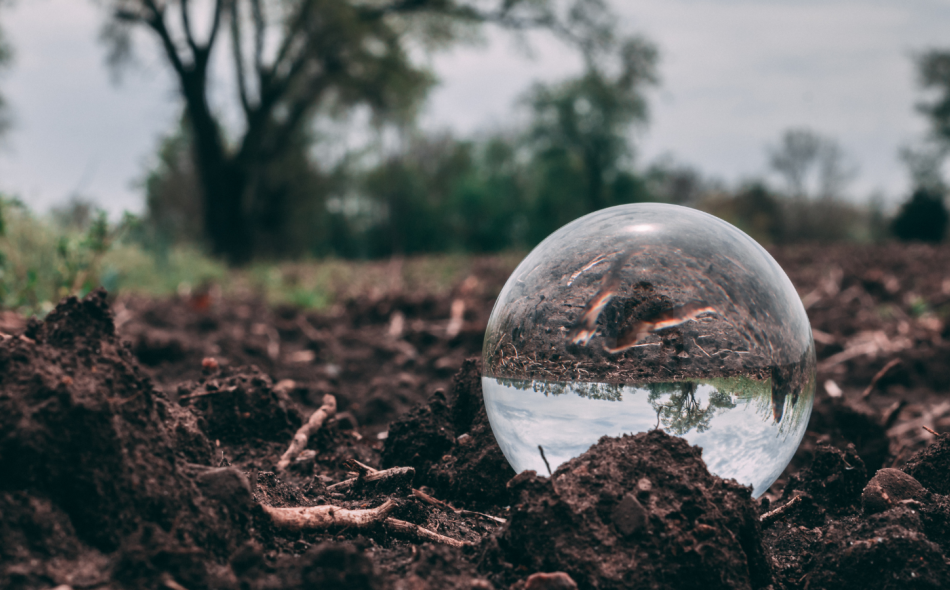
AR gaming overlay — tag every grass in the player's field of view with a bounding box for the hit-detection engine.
[0,198,520,316]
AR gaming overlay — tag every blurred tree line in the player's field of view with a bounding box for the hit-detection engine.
[3,1,948,264]
[122,3,946,261]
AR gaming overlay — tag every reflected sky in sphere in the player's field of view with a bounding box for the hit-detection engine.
[482,203,816,497]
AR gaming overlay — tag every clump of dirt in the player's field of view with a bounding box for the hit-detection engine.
[0,291,244,589]
[803,506,950,590]
[482,430,771,590]
[176,365,301,445]
[779,443,867,516]
[763,451,950,589]
[382,359,515,507]
[903,433,950,495]
[230,541,384,590]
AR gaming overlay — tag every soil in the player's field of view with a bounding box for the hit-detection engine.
[1,243,950,589]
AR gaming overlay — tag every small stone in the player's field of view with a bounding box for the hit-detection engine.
[637,477,652,492]
[862,468,926,514]
[611,493,648,537]
[524,571,578,590]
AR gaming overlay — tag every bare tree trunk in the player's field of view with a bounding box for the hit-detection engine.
[182,76,256,264]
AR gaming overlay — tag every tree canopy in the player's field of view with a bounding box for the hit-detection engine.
[100,0,634,263]
[0,1,12,138]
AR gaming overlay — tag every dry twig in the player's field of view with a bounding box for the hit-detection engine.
[411,489,506,524]
[861,359,901,399]
[882,400,907,430]
[277,394,337,471]
[327,466,415,493]
[384,517,469,548]
[337,460,507,525]
[179,386,237,401]
[760,495,802,528]
[888,402,950,438]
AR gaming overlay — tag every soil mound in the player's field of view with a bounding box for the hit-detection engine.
[804,506,950,590]
[483,430,771,590]
[0,291,243,589]
[903,433,950,495]
[177,365,301,444]
[779,443,867,517]
[764,448,950,589]
[382,359,515,506]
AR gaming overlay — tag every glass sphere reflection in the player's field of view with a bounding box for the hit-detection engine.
[482,203,815,496]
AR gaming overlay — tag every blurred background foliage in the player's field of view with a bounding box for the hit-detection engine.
[0,0,949,315]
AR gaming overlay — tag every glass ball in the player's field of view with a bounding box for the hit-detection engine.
[482,203,815,497]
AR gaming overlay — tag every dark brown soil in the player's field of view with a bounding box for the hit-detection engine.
[1,243,950,589]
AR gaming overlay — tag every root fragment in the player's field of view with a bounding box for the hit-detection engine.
[277,394,337,471]
[327,466,415,493]
[264,499,469,546]
[383,517,470,547]
[263,498,396,531]
[760,495,802,528]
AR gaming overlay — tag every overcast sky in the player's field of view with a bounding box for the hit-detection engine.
[0,0,948,217]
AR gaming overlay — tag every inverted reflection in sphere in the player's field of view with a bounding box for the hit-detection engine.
[482,203,815,496]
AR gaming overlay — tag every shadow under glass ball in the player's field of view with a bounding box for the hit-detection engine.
[481,203,815,497]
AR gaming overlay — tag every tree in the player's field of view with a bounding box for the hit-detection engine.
[101,0,625,263]
[917,50,950,144]
[0,0,12,137]
[525,36,657,218]
[768,128,856,201]
[891,187,948,243]
[647,381,735,435]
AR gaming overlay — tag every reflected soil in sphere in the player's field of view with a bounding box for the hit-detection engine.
[481,203,815,497]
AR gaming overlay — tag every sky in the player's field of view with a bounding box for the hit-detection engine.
[0,0,948,217]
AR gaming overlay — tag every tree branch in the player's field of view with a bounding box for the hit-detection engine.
[267,0,316,83]
[230,0,253,114]
[264,74,331,158]
[180,0,200,59]
[204,0,227,59]
[250,0,266,74]
[141,0,188,78]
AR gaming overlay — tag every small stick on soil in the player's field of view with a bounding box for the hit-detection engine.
[538,445,553,477]
[760,495,802,528]
[383,517,469,547]
[179,386,237,401]
[411,489,506,524]
[861,358,901,399]
[263,498,396,531]
[347,458,379,474]
[923,425,940,437]
[458,509,507,524]
[693,339,711,358]
[412,487,452,510]
[297,316,323,342]
[882,400,907,430]
[326,466,415,493]
[538,444,560,494]
[277,394,337,471]
[341,461,507,525]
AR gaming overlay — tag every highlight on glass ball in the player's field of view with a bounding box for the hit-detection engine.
[481,203,816,497]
